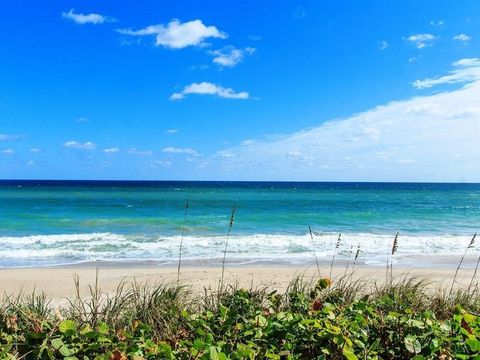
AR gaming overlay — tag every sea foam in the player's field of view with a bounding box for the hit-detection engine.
[0,232,477,268]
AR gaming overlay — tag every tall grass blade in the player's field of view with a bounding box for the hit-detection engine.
[329,234,341,280]
[221,203,237,288]
[309,226,321,277]
[450,233,476,296]
[177,202,189,284]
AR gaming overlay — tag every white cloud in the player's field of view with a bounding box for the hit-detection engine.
[29,148,40,153]
[209,46,255,67]
[430,20,445,27]
[152,160,172,167]
[0,134,22,141]
[1,149,14,155]
[26,160,35,166]
[75,117,90,123]
[127,148,152,156]
[166,129,178,134]
[64,141,96,150]
[62,9,116,25]
[406,33,436,49]
[117,19,226,49]
[170,82,249,100]
[453,34,472,42]
[162,147,199,155]
[248,35,262,41]
[412,58,480,89]
[379,40,389,50]
[103,147,120,153]
[210,59,480,182]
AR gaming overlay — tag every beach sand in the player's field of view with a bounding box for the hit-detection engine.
[0,264,475,302]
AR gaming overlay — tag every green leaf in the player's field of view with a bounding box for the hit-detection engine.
[80,325,93,335]
[209,346,219,360]
[343,349,358,360]
[59,320,77,334]
[254,315,268,327]
[97,322,109,335]
[466,338,480,352]
[404,335,421,354]
[59,345,77,357]
[51,338,64,350]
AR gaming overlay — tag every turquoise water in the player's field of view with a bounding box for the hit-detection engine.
[0,181,479,267]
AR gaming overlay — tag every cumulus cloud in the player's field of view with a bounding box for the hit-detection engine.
[406,33,436,49]
[103,147,120,153]
[170,82,249,100]
[117,19,226,49]
[63,141,96,150]
[412,58,480,89]
[209,46,255,67]
[62,9,116,25]
[209,58,480,182]
[453,34,472,43]
[162,147,199,156]
[1,149,14,155]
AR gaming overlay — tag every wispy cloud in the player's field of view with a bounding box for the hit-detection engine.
[29,148,41,153]
[453,34,472,43]
[0,134,23,141]
[248,35,262,41]
[412,58,480,89]
[63,141,96,150]
[379,40,389,50]
[292,6,307,19]
[408,56,421,63]
[151,160,172,167]
[127,148,152,156]
[1,149,14,155]
[209,46,255,67]
[405,33,436,49]
[162,147,199,155]
[75,117,90,123]
[170,82,249,100]
[430,20,445,27]
[210,59,480,181]
[103,147,120,153]
[62,9,116,25]
[166,129,178,134]
[117,19,226,49]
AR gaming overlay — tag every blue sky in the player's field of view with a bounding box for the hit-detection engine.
[1,0,480,181]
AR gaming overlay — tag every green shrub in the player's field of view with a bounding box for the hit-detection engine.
[0,277,480,359]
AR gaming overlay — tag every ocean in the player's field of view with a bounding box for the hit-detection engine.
[0,180,479,268]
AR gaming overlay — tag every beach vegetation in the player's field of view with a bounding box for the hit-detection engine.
[1,275,480,359]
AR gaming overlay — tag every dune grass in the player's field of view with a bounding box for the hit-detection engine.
[1,273,480,359]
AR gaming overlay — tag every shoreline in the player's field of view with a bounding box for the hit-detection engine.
[0,264,477,302]
[1,253,478,270]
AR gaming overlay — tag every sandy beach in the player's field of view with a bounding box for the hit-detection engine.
[0,264,476,301]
